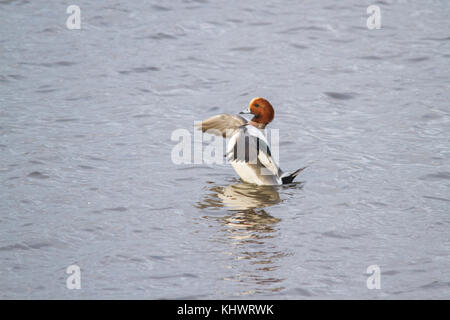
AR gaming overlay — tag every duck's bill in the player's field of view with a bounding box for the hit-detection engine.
[239,107,252,114]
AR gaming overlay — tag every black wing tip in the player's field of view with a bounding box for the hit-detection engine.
[282,166,307,184]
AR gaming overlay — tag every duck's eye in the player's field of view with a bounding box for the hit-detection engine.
[254,103,260,108]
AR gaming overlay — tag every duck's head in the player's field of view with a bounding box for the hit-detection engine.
[240,97,274,128]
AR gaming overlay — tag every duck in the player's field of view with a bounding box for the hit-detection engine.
[196,97,305,186]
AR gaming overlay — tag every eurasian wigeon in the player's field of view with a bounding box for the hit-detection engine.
[196,97,305,186]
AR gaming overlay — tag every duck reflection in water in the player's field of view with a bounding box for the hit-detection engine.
[196,180,303,296]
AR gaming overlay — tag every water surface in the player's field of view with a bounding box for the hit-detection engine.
[0,0,449,299]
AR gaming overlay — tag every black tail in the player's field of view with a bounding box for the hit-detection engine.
[281,167,307,184]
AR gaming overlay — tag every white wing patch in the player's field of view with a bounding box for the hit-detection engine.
[227,125,282,179]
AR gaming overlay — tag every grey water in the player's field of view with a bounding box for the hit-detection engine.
[0,0,449,299]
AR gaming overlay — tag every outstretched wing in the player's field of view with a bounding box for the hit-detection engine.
[227,125,282,178]
[195,114,247,138]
